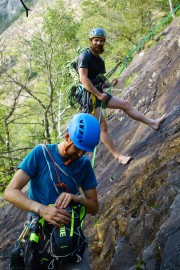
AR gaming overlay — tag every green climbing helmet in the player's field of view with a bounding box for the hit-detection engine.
[89,28,106,40]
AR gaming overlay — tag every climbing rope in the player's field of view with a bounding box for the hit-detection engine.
[91,4,180,168]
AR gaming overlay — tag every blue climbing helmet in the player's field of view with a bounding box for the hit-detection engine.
[67,113,100,152]
[89,28,106,40]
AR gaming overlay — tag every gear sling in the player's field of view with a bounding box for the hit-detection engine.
[10,144,86,270]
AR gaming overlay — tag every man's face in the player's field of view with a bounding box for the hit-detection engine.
[64,142,86,161]
[90,37,105,54]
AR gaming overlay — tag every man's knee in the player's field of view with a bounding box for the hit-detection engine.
[122,100,132,111]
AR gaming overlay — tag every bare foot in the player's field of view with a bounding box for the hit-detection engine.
[151,114,167,130]
[115,154,132,165]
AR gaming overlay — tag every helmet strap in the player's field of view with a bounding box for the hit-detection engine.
[63,140,73,165]
[64,140,73,154]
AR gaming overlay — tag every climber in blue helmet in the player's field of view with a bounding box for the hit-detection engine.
[5,113,100,270]
[68,113,100,152]
[76,27,166,164]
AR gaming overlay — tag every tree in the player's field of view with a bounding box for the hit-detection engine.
[168,0,175,19]
[0,0,80,191]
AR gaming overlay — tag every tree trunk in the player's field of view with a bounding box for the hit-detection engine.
[168,0,175,19]
[4,120,15,175]
[43,112,51,143]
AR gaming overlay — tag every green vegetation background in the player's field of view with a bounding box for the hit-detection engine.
[0,0,179,195]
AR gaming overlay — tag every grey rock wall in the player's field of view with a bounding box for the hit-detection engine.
[0,0,21,19]
[87,18,180,270]
[0,0,34,33]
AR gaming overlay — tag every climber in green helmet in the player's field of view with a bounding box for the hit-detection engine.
[5,113,100,270]
[76,27,166,164]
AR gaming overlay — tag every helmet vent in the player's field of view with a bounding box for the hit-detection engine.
[76,133,83,139]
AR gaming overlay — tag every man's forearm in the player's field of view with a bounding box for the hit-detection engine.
[81,77,100,97]
[5,189,44,215]
[78,194,98,216]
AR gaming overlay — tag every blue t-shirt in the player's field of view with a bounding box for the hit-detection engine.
[18,144,97,206]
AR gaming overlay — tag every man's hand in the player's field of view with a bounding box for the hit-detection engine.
[111,78,118,86]
[55,189,99,216]
[96,92,108,101]
[39,204,71,227]
[55,192,80,209]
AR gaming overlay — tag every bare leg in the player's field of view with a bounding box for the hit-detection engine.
[107,96,166,130]
[93,108,132,164]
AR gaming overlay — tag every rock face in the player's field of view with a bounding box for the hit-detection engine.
[0,0,21,19]
[0,18,180,270]
[87,18,180,270]
[0,0,34,33]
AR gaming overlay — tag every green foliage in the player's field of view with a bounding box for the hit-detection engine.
[0,0,179,191]
[78,0,180,73]
[144,40,157,50]
[0,0,80,190]
[24,68,38,81]
[136,258,146,270]
[125,73,138,87]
